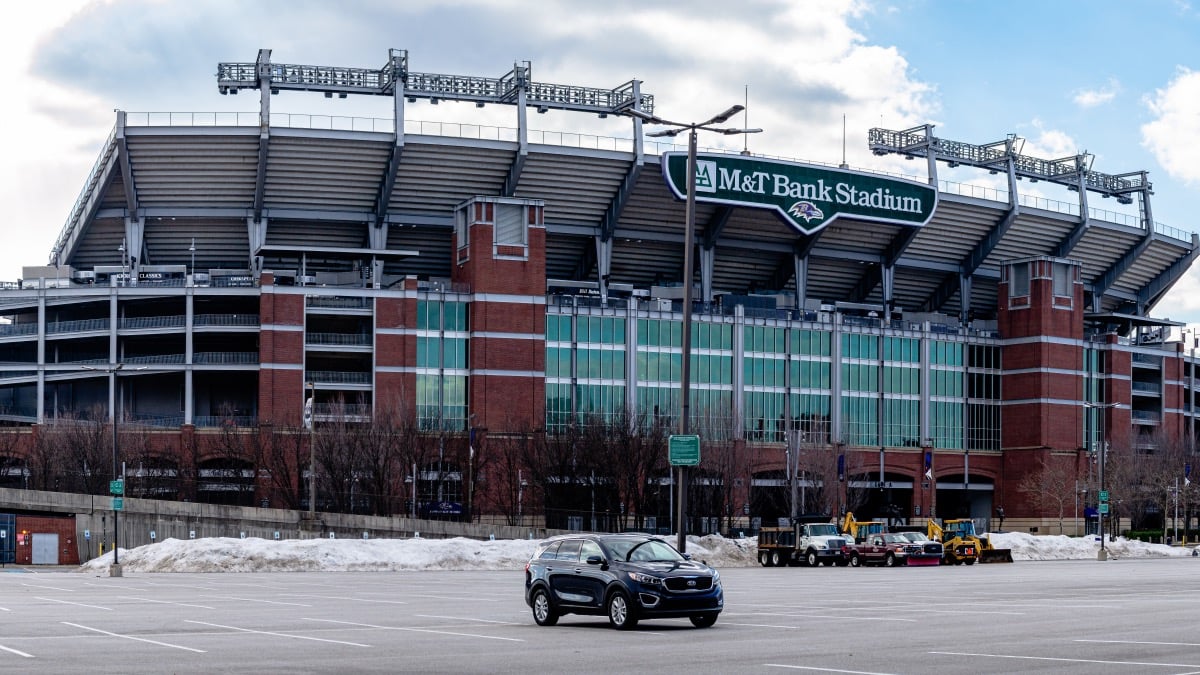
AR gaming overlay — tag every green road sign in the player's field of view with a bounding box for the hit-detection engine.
[669,435,701,466]
[109,480,124,495]
[112,497,124,511]
[1098,503,1109,515]
[1099,490,1109,502]
[661,152,937,236]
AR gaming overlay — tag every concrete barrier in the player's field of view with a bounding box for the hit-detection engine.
[0,487,560,563]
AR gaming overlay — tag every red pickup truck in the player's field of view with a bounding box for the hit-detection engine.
[846,532,943,567]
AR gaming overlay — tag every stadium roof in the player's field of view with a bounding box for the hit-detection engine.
[42,50,1199,322]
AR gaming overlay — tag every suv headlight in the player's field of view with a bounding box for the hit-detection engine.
[628,572,663,585]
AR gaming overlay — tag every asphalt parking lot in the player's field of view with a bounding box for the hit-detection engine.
[2,558,1199,674]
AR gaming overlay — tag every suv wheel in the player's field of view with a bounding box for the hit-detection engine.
[531,588,558,626]
[607,590,639,630]
[690,613,718,628]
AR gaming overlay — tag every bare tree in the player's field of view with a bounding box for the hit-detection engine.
[1016,454,1078,533]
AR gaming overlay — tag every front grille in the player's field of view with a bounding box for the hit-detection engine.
[664,576,713,592]
[924,544,943,554]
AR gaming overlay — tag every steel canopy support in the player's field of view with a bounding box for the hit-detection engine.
[502,63,530,197]
[252,49,271,224]
[115,112,138,216]
[1092,184,1157,311]
[373,51,407,235]
[926,148,1020,319]
[699,246,715,303]
[598,82,646,243]
[595,237,612,305]
[1138,236,1200,312]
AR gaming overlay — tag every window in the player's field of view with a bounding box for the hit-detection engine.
[1052,262,1072,297]
[1010,262,1030,297]
[556,539,583,561]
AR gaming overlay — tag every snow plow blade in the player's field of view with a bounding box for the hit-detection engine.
[979,548,1014,563]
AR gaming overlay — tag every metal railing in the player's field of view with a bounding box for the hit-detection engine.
[121,315,185,330]
[306,296,373,309]
[0,370,36,380]
[305,370,371,385]
[0,324,38,337]
[193,415,258,428]
[46,318,110,334]
[194,313,260,327]
[1131,410,1162,423]
[307,333,372,346]
[1131,352,1163,366]
[1131,381,1161,394]
[123,354,186,365]
[129,414,185,428]
[314,403,372,417]
[193,351,259,365]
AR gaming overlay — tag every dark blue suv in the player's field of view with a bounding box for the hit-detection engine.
[524,533,723,630]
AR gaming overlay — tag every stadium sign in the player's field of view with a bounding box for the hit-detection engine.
[661,152,938,235]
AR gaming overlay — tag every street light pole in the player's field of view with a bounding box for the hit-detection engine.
[83,363,127,576]
[1084,400,1121,560]
[624,103,761,553]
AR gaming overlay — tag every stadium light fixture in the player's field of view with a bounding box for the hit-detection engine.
[621,103,761,553]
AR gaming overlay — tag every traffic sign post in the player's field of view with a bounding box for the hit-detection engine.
[112,497,124,511]
[109,480,124,495]
[1099,490,1109,502]
[669,435,701,466]
[1098,503,1109,515]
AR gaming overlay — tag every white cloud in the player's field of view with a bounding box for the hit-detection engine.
[1142,67,1200,186]
[0,0,938,281]
[1072,77,1120,108]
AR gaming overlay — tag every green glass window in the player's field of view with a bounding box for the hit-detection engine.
[841,396,878,447]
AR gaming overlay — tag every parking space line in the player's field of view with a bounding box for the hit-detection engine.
[743,613,918,623]
[930,650,1200,669]
[414,614,521,625]
[304,618,524,642]
[0,606,9,612]
[36,597,111,611]
[62,622,206,654]
[407,594,499,602]
[0,644,34,658]
[764,664,895,674]
[119,596,215,610]
[215,596,312,607]
[21,583,73,592]
[279,594,408,605]
[1077,639,1200,647]
[185,620,370,647]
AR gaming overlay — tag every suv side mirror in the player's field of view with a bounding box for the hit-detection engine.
[681,552,693,561]
[585,555,604,566]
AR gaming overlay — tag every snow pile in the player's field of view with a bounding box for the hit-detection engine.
[79,533,760,574]
[988,531,1194,561]
[77,531,1195,573]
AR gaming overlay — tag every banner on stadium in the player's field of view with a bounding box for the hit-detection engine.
[661,152,938,236]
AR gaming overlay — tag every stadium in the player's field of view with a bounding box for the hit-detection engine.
[0,49,1196,542]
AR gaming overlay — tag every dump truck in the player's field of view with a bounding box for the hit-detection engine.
[928,518,1014,564]
[757,518,855,567]
[841,511,887,544]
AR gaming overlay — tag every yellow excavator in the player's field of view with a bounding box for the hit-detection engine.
[928,518,1013,564]
[842,512,887,544]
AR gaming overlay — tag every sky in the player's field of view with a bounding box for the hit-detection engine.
[2,1,1199,319]
[76,531,1191,573]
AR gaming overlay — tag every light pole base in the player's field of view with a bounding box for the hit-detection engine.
[109,563,123,577]
[1097,548,1109,561]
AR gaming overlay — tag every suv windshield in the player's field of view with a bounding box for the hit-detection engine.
[602,537,685,563]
